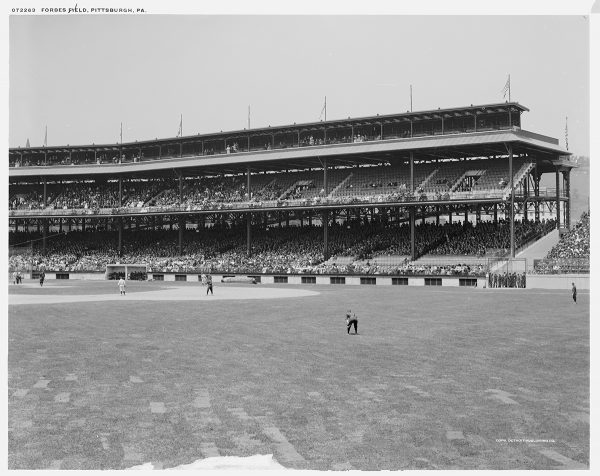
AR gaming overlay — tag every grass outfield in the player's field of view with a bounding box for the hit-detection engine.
[8,280,589,470]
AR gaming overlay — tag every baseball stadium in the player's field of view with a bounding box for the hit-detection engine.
[8,101,590,470]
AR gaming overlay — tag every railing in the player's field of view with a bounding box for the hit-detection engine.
[8,191,510,217]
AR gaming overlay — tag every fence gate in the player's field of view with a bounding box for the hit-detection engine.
[487,258,527,274]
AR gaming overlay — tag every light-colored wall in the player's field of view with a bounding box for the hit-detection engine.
[408,277,424,286]
[525,274,589,290]
[442,278,459,287]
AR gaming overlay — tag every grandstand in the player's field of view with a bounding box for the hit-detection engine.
[7,101,589,471]
[9,102,576,282]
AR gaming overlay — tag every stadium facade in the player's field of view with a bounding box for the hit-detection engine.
[9,102,574,281]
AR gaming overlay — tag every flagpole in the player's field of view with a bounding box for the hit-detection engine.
[565,116,569,151]
[508,74,511,102]
[120,122,123,144]
[324,96,327,122]
[44,125,48,165]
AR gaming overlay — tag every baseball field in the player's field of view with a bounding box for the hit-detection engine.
[7,279,589,470]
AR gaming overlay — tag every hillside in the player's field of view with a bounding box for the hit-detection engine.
[540,155,589,226]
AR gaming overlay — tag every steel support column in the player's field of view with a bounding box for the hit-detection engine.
[534,160,540,221]
[178,174,183,204]
[410,207,416,261]
[323,158,328,195]
[409,151,415,259]
[323,158,329,259]
[323,210,329,260]
[555,166,561,230]
[410,152,414,192]
[508,143,515,258]
[247,167,251,255]
[178,216,184,255]
[523,172,529,221]
[565,169,571,229]
[42,220,47,255]
[118,218,123,257]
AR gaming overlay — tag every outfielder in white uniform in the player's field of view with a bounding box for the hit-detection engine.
[118,278,126,295]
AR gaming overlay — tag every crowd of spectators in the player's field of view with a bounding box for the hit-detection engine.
[532,212,590,274]
[546,212,589,259]
[52,183,120,210]
[312,260,487,277]
[9,219,538,277]
[428,219,556,256]
[9,163,517,217]
[9,190,46,210]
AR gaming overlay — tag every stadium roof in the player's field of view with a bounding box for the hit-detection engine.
[10,102,528,153]
[9,127,571,179]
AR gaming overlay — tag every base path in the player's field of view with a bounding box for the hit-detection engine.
[8,285,319,306]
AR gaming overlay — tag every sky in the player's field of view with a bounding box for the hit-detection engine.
[8,13,590,156]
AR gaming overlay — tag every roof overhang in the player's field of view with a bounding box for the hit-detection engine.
[9,128,569,180]
[9,102,529,152]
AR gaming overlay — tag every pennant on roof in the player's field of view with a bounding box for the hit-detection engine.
[501,74,511,101]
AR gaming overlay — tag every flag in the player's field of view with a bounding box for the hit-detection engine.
[44,126,47,147]
[26,138,30,148]
[319,96,327,121]
[177,114,182,137]
[501,75,511,100]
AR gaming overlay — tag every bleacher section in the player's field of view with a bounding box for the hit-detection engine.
[8,218,557,275]
[8,158,539,213]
